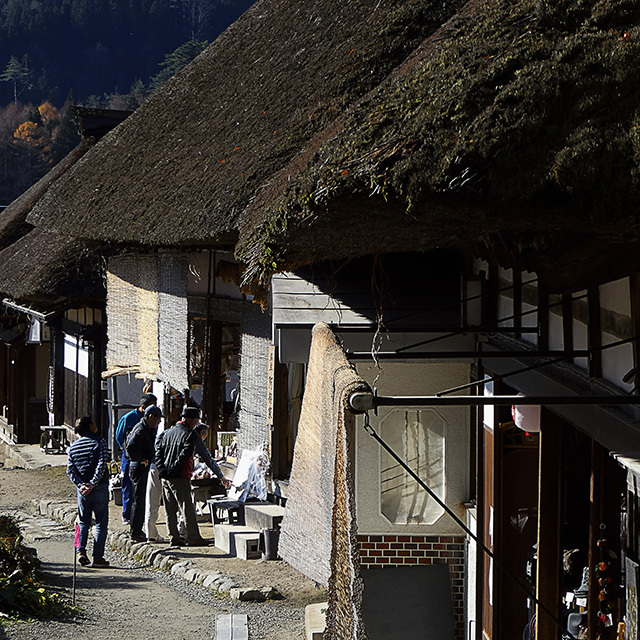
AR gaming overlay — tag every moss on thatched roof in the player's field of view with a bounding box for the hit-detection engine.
[26,0,466,246]
[237,0,640,283]
[0,229,104,301]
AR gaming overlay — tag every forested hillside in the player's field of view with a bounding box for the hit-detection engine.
[0,0,254,105]
[0,0,254,205]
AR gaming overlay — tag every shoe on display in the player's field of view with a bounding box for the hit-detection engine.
[92,558,110,568]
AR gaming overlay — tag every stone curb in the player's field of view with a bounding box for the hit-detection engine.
[28,498,240,597]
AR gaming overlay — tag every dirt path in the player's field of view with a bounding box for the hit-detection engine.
[0,464,324,639]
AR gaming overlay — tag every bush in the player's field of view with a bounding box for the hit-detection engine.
[0,515,69,619]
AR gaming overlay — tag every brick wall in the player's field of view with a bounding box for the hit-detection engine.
[358,534,465,640]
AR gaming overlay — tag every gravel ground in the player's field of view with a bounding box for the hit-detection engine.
[0,531,307,640]
[0,461,326,639]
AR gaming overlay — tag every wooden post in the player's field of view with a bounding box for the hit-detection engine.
[587,288,602,379]
[587,441,606,640]
[562,294,574,354]
[629,275,640,393]
[475,375,485,640]
[535,410,562,640]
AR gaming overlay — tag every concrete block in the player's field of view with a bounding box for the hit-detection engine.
[213,524,260,556]
[305,603,327,640]
[244,503,286,531]
[235,533,261,560]
[216,614,248,640]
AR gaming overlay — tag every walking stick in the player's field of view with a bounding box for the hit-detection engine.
[73,517,80,605]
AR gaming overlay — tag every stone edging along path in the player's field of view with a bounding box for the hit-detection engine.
[26,498,264,599]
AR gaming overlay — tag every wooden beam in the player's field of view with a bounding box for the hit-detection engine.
[533,238,640,294]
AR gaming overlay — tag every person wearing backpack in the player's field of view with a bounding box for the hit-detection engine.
[115,393,157,525]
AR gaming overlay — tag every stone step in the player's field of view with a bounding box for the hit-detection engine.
[216,614,248,640]
[235,532,261,560]
[305,603,327,640]
[244,502,286,531]
[214,524,260,556]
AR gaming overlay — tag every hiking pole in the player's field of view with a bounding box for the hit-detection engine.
[73,514,80,605]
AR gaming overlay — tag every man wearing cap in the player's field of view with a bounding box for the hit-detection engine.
[115,393,157,525]
[126,405,163,542]
[155,406,227,546]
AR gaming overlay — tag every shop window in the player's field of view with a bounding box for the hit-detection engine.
[379,408,446,525]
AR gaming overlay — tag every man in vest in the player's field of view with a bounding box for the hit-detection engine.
[156,406,228,546]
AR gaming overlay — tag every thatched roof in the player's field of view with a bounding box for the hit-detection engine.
[0,229,104,301]
[26,0,467,246]
[236,0,640,284]
[0,141,104,303]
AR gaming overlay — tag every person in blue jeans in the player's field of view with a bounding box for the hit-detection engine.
[67,416,110,567]
[115,393,157,525]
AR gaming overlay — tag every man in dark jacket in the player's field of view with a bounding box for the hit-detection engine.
[126,405,163,542]
[155,406,211,546]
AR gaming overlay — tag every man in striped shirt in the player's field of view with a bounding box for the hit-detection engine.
[67,416,110,568]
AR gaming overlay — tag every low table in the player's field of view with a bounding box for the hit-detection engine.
[207,498,245,525]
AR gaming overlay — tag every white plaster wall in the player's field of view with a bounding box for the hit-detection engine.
[599,278,631,316]
[187,251,243,299]
[355,361,471,535]
[602,332,635,392]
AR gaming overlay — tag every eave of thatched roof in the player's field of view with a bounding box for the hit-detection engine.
[237,0,640,284]
[0,229,105,302]
[26,0,467,246]
[0,140,92,251]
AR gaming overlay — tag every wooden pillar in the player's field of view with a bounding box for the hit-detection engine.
[538,288,550,351]
[587,441,606,640]
[535,410,563,640]
[629,275,640,393]
[475,379,485,640]
[587,288,602,379]
[513,269,522,339]
[562,294,574,354]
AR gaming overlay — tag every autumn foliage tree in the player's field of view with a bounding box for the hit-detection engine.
[0,100,78,205]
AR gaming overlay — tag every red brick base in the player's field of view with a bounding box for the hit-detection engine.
[358,534,465,639]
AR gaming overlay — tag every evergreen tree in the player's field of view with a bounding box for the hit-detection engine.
[149,39,209,93]
[1,55,32,104]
